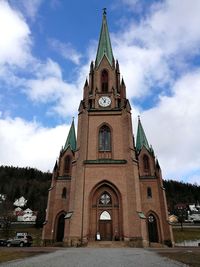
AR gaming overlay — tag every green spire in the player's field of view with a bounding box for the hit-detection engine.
[64,119,76,152]
[136,117,150,152]
[95,9,114,67]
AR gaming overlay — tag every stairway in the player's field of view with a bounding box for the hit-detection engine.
[87,241,128,248]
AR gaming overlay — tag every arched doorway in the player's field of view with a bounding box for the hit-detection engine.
[56,213,65,242]
[148,214,159,243]
[99,210,112,241]
[89,181,122,241]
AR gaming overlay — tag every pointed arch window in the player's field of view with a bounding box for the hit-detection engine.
[99,125,111,151]
[147,187,152,198]
[62,187,67,199]
[143,155,150,171]
[101,70,108,92]
[64,155,71,174]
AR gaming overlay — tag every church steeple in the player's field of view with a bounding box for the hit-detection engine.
[63,119,76,152]
[136,117,150,152]
[95,8,114,67]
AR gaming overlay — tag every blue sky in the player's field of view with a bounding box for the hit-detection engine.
[0,0,200,185]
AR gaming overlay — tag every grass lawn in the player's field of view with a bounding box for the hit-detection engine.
[0,250,44,263]
[158,227,200,267]
[159,250,200,267]
[173,227,200,243]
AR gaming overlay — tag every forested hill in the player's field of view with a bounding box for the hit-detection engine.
[0,165,200,216]
[0,165,52,226]
[163,179,200,211]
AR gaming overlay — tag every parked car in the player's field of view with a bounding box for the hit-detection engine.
[7,234,33,247]
[0,239,7,246]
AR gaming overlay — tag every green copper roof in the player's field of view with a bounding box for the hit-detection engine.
[95,9,114,66]
[136,117,150,152]
[64,119,76,152]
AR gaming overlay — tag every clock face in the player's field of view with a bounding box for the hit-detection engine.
[98,96,111,107]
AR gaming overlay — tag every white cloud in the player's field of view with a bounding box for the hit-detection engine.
[0,1,32,67]
[114,44,170,98]
[0,117,70,172]
[10,0,43,21]
[139,70,200,184]
[148,0,200,54]
[0,1,85,119]
[49,39,82,64]
[109,0,200,184]
[113,0,200,99]
[24,58,84,117]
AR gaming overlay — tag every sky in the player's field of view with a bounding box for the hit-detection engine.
[0,0,200,185]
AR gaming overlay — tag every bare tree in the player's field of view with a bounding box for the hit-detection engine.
[0,196,15,239]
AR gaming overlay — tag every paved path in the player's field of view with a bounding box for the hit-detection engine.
[1,248,188,267]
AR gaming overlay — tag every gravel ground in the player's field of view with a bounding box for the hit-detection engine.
[0,248,188,267]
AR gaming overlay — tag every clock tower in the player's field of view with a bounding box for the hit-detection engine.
[42,10,173,247]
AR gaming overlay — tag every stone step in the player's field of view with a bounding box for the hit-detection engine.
[149,242,165,248]
[87,241,128,248]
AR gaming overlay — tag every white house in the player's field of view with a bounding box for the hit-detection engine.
[188,204,200,222]
[17,208,37,222]
[13,196,27,207]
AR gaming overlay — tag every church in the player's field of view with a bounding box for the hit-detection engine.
[42,10,173,247]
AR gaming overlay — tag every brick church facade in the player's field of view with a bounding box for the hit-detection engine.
[42,11,173,247]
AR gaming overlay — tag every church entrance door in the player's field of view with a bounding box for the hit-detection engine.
[56,213,65,242]
[148,214,159,243]
[99,210,112,240]
[89,182,122,241]
[99,220,112,240]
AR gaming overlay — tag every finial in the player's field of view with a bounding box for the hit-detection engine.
[90,61,94,71]
[103,8,106,15]
[138,115,140,121]
[84,78,88,87]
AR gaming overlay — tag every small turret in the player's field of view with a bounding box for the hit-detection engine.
[63,119,77,152]
[120,78,126,99]
[115,60,120,92]
[90,61,94,72]
[156,159,160,170]
[136,117,150,153]
[53,160,58,171]
[89,61,94,94]
[83,78,89,100]
[116,60,120,73]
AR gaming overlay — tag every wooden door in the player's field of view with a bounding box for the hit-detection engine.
[56,214,65,242]
[99,220,112,240]
[148,214,158,243]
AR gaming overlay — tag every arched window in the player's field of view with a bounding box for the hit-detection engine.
[101,70,108,92]
[99,125,111,151]
[64,155,71,174]
[62,187,67,199]
[100,211,111,220]
[143,155,150,171]
[147,187,152,198]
